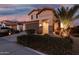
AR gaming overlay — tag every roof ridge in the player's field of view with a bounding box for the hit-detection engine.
[28,7,54,15]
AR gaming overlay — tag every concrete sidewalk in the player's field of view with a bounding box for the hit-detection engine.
[0,32,45,55]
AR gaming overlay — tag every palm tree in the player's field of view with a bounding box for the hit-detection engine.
[58,5,79,28]
[53,5,79,37]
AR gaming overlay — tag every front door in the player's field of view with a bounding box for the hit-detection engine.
[43,21,48,34]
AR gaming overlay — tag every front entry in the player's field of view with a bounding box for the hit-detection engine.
[42,20,48,34]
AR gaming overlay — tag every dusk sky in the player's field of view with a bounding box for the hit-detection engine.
[0,4,74,16]
[0,4,60,16]
[0,4,78,26]
[0,4,61,21]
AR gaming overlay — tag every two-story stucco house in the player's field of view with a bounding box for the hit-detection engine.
[26,8,60,35]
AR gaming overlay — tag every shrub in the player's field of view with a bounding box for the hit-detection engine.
[17,35,29,46]
[17,34,73,55]
[43,34,50,37]
[0,29,9,37]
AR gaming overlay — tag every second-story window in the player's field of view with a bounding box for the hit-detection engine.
[36,15,38,19]
[31,15,33,19]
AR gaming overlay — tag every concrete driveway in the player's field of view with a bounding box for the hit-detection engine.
[0,32,45,55]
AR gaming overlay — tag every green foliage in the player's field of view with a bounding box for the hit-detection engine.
[54,5,79,27]
[0,30,9,37]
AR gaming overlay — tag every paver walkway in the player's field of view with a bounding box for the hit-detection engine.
[0,32,45,55]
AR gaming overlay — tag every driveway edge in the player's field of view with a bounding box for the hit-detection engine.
[25,47,46,55]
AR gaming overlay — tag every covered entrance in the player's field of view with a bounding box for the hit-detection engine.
[42,20,49,34]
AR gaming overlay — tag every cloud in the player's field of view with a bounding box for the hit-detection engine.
[0,4,35,15]
[0,4,76,16]
[0,4,78,22]
[0,4,61,16]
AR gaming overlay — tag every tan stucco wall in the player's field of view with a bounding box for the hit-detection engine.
[38,10,57,26]
[29,11,39,21]
[38,10,53,20]
[28,9,60,34]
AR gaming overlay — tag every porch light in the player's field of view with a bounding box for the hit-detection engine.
[39,23,42,27]
[61,22,64,28]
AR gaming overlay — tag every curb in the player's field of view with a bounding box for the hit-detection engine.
[25,47,46,55]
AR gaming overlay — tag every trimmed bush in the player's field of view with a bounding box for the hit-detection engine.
[17,35,73,55]
[0,29,9,37]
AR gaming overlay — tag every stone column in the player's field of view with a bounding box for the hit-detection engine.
[48,19,53,34]
[17,24,20,31]
[38,20,43,34]
[23,24,26,31]
[53,20,60,35]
